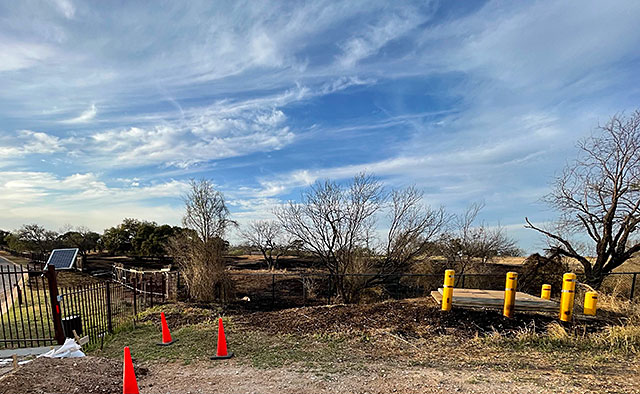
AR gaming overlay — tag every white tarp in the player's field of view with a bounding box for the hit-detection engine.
[39,338,85,358]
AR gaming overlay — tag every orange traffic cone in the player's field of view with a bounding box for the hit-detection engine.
[211,317,233,360]
[123,346,139,394]
[157,312,176,346]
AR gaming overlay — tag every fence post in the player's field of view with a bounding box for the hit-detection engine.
[105,282,113,333]
[149,277,154,307]
[631,274,637,302]
[271,274,275,306]
[46,265,65,345]
[16,285,22,306]
[162,273,167,302]
[132,278,138,317]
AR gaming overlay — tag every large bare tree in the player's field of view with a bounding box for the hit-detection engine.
[240,220,291,270]
[526,111,640,287]
[275,173,447,302]
[182,179,233,243]
[168,179,235,302]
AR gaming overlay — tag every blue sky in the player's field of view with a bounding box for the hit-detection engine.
[1,0,639,252]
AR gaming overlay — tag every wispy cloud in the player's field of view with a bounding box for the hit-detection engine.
[0,130,64,159]
[0,171,187,231]
[0,1,638,252]
[61,104,97,124]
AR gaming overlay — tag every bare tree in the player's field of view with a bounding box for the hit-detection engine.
[169,179,235,302]
[526,111,640,287]
[182,179,234,242]
[240,220,291,270]
[440,203,520,283]
[275,173,447,302]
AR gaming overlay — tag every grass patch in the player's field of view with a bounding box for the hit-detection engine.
[477,321,640,356]
[91,310,363,373]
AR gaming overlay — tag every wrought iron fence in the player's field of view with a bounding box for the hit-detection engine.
[1,265,163,350]
[0,265,56,348]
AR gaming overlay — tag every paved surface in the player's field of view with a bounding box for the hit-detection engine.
[0,255,16,271]
[0,345,58,359]
[0,256,20,309]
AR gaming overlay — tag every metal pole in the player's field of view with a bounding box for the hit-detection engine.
[46,266,65,345]
[442,269,454,311]
[503,272,518,318]
[105,282,113,333]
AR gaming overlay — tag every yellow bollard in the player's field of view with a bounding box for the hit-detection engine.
[441,269,455,311]
[559,273,576,322]
[541,284,552,300]
[503,272,518,318]
[584,291,598,316]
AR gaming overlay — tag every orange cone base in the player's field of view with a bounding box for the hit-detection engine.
[156,338,178,346]
[211,352,234,360]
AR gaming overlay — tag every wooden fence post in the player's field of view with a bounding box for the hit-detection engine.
[132,278,137,316]
[46,265,65,345]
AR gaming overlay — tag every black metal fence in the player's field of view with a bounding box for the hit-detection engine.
[0,265,56,349]
[1,265,163,350]
[227,270,640,310]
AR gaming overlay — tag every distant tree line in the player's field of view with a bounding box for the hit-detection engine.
[0,220,187,265]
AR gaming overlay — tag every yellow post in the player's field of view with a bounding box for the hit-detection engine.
[541,284,552,300]
[503,272,518,318]
[584,291,598,316]
[559,273,576,322]
[441,269,455,311]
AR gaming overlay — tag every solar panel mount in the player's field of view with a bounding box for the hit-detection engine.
[45,248,79,270]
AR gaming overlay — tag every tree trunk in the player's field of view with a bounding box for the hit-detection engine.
[582,271,606,289]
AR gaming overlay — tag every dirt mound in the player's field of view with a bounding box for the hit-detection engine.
[0,356,147,394]
[239,298,565,338]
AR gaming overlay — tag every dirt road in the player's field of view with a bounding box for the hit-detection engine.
[0,256,24,313]
[136,361,638,394]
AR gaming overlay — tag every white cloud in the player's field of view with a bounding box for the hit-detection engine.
[51,0,76,19]
[0,171,187,231]
[0,39,55,72]
[336,6,429,68]
[0,130,64,159]
[61,104,97,124]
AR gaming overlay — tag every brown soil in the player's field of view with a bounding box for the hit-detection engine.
[0,357,147,394]
[137,361,639,394]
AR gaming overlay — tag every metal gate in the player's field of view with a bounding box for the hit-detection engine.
[0,265,58,349]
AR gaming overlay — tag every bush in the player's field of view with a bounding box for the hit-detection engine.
[168,235,234,303]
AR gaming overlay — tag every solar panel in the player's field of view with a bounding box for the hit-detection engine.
[45,248,79,270]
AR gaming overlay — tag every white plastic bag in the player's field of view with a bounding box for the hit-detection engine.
[39,338,85,358]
